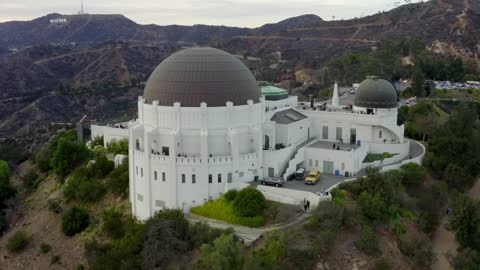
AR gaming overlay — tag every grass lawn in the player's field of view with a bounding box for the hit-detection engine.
[191,196,299,228]
[363,152,397,163]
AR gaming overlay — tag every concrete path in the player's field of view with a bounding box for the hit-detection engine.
[186,212,311,245]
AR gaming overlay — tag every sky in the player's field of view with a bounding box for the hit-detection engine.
[0,0,425,27]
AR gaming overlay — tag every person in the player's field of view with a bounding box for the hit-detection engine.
[307,200,310,210]
[303,201,307,213]
[333,144,336,149]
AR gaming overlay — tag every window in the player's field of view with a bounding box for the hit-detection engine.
[154,171,158,180]
[162,146,169,156]
[181,174,186,183]
[341,163,345,170]
[336,127,342,141]
[379,130,383,138]
[162,172,166,182]
[155,200,165,208]
[208,174,212,183]
[239,172,244,177]
[322,126,328,140]
[350,128,357,144]
[309,159,313,167]
[136,166,138,175]
[315,160,319,167]
[137,194,143,202]
[218,174,222,183]
[227,173,232,183]
[140,168,143,177]
[192,174,196,184]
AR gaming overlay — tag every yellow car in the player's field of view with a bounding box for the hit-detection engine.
[305,170,320,185]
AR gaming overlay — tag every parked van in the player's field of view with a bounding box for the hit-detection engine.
[295,168,306,180]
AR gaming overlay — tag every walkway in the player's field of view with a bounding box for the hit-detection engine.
[186,212,311,245]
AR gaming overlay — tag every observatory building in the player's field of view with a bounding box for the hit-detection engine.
[92,47,410,221]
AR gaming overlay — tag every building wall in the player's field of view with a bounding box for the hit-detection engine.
[304,144,368,176]
[91,125,129,147]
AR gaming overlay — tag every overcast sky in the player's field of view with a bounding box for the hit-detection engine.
[0,0,425,27]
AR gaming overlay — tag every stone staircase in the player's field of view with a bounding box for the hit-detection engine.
[278,137,317,180]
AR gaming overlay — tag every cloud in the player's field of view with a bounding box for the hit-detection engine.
[0,0,425,27]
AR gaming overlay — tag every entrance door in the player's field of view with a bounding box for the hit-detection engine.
[350,128,357,144]
[264,135,270,150]
[323,161,334,174]
[268,167,275,177]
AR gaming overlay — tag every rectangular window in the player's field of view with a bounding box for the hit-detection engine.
[162,146,169,156]
[181,174,186,183]
[136,166,138,175]
[309,159,313,167]
[155,200,165,208]
[239,172,244,177]
[379,130,383,138]
[322,126,328,140]
[208,174,212,183]
[227,173,232,183]
[315,160,319,167]
[140,168,143,177]
[341,162,345,170]
[336,127,342,141]
[154,171,158,180]
[137,194,143,202]
[192,174,196,184]
[162,172,166,182]
[218,174,222,183]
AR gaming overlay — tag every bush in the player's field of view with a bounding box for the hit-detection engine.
[224,189,238,202]
[40,242,52,253]
[106,139,128,155]
[63,168,105,203]
[449,248,480,270]
[400,163,426,187]
[232,187,266,217]
[90,136,104,149]
[105,163,129,197]
[398,237,434,270]
[51,255,61,264]
[102,208,125,239]
[62,207,90,236]
[90,155,114,178]
[354,227,380,255]
[50,137,90,178]
[194,233,244,270]
[358,192,389,222]
[6,230,29,253]
[48,199,62,214]
[22,169,39,189]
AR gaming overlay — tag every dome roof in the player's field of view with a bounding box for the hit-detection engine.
[353,76,398,108]
[143,47,260,107]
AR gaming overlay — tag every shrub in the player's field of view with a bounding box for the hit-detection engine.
[106,139,128,155]
[232,187,266,217]
[224,189,238,202]
[63,168,105,203]
[398,237,434,270]
[358,192,388,222]
[194,233,244,270]
[50,137,90,178]
[47,199,62,214]
[371,257,391,270]
[62,207,90,236]
[90,155,114,178]
[40,242,52,253]
[354,227,379,255]
[400,163,426,187]
[449,248,480,270]
[105,163,129,197]
[51,255,61,264]
[22,169,39,189]
[102,208,125,239]
[6,230,29,253]
[90,136,104,149]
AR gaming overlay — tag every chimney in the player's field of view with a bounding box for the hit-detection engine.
[332,81,339,107]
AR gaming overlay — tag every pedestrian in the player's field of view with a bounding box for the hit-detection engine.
[307,200,310,210]
[303,201,307,213]
[333,143,336,149]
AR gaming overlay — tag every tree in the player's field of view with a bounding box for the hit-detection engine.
[232,187,266,217]
[50,138,90,178]
[449,248,480,270]
[62,207,90,236]
[195,233,244,270]
[106,163,129,197]
[412,68,426,97]
[90,154,114,178]
[0,160,15,209]
[358,192,389,222]
[400,163,426,187]
[102,208,125,239]
[447,195,480,250]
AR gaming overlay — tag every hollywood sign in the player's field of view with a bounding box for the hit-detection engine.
[50,18,67,24]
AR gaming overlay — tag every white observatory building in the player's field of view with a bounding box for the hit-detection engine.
[91,47,412,221]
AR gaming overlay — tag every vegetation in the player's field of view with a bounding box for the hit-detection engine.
[22,169,40,190]
[0,160,15,233]
[105,162,129,197]
[62,207,90,236]
[90,136,104,149]
[232,187,266,217]
[6,230,29,253]
[362,152,396,163]
[40,242,52,253]
[102,208,126,239]
[106,139,128,155]
[63,168,105,203]
[194,233,244,270]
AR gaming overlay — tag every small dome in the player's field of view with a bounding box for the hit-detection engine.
[143,47,260,107]
[354,76,398,108]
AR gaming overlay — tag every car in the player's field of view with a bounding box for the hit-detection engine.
[305,170,321,185]
[295,168,306,180]
[349,89,356,94]
[261,177,285,187]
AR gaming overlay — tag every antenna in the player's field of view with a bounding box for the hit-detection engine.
[78,0,85,15]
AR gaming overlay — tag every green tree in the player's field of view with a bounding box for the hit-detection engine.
[412,68,426,97]
[0,160,15,209]
[449,248,480,270]
[106,163,129,197]
[447,195,480,250]
[400,163,426,187]
[50,138,90,178]
[358,192,389,222]
[195,233,244,270]
[232,187,266,217]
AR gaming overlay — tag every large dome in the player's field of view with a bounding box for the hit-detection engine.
[354,76,398,108]
[143,47,260,107]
